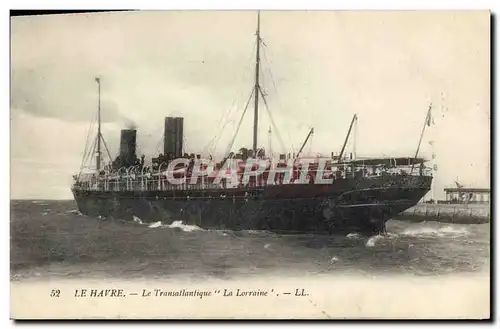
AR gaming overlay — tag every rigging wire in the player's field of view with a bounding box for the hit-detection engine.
[261,43,280,99]
[80,112,96,166]
[100,134,113,164]
[146,40,258,160]
[258,86,287,153]
[87,135,97,170]
[203,39,258,155]
[223,89,255,158]
[154,130,164,156]
[183,136,189,155]
[209,42,258,156]
[260,44,290,153]
[78,109,97,177]
[258,50,286,152]
[80,134,97,176]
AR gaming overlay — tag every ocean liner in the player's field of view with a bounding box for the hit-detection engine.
[71,12,433,235]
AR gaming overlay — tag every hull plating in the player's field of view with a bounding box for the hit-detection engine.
[72,175,432,235]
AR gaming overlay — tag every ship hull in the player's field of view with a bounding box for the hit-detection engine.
[72,175,432,235]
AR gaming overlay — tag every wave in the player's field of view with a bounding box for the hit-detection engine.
[329,256,340,263]
[365,235,384,247]
[132,216,143,225]
[148,221,162,228]
[346,233,360,239]
[401,225,469,237]
[66,209,82,216]
[165,221,204,232]
[145,220,204,232]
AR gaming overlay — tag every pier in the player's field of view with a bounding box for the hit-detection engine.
[394,203,490,224]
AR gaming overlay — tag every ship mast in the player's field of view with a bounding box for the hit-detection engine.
[252,11,261,156]
[95,77,102,171]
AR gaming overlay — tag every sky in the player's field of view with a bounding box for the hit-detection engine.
[10,10,490,199]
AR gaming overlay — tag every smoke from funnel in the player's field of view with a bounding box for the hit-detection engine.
[124,117,137,130]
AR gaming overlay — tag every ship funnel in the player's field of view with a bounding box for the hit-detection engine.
[164,117,184,159]
[119,129,138,166]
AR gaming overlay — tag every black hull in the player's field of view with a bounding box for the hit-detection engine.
[72,175,432,235]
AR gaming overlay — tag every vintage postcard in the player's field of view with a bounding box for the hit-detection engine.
[10,10,491,319]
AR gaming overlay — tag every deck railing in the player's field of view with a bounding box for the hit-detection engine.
[72,164,433,193]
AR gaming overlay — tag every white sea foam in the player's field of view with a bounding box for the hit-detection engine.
[148,221,162,228]
[438,226,469,235]
[346,233,360,239]
[329,256,339,263]
[365,235,384,247]
[132,216,143,224]
[164,220,203,232]
[401,225,469,237]
[66,209,81,215]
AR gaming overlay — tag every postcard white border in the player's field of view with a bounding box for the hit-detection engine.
[3,0,497,327]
